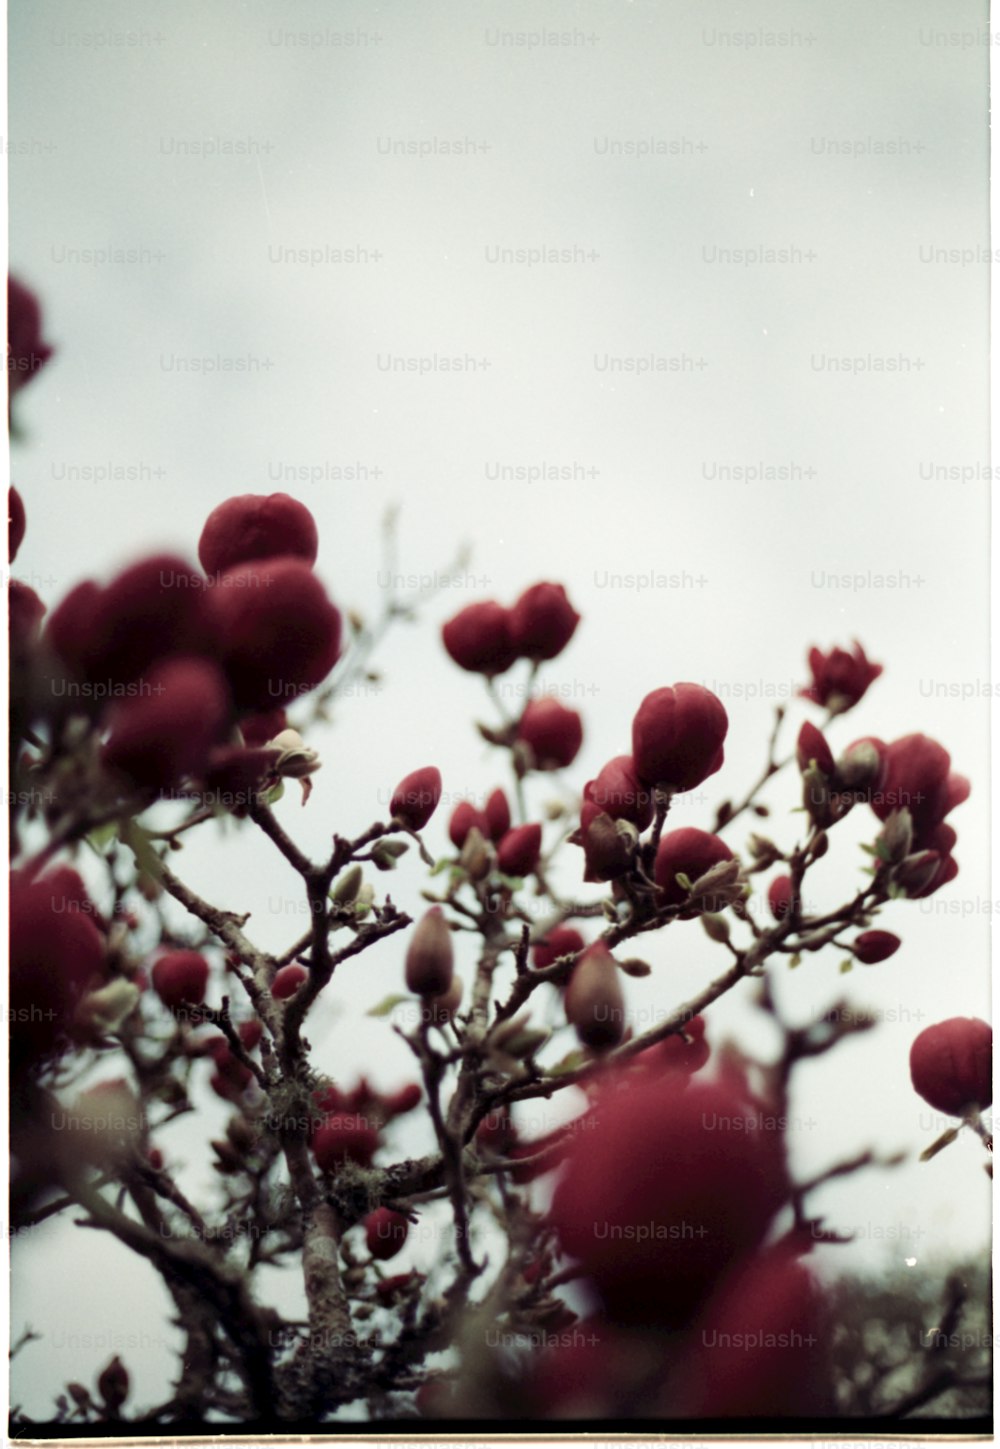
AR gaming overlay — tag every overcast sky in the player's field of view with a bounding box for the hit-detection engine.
[7,0,992,1428]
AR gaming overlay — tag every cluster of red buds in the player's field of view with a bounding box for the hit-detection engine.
[309,1077,423,1172]
[12,488,339,805]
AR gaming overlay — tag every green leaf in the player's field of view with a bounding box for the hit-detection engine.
[839,958,853,974]
[366,993,411,1018]
[428,856,452,877]
[495,874,524,892]
[788,953,802,970]
[266,780,285,805]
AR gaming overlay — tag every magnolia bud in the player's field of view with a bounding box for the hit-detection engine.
[272,963,308,999]
[353,883,375,919]
[853,930,901,965]
[390,766,442,831]
[450,801,487,849]
[837,739,882,792]
[269,728,321,779]
[198,493,319,575]
[701,913,731,944]
[893,850,942,897]
[876,808,914,866]
[910,1017,992,1116]
[152,951,209,1011]
[459,826,492,881]
[688,857,742,908]
[618,957,653,977]
[496,823,542,877]
[365,1207,410,1261]
[405,907,455,997]
[796,721,835,777]
[425,975,463,1026]
[578,804,634,883]
[331,864,363,904]
[484,787,512,842]
[371,838,409,871]
[748,833,782,867]
[75,979,141,1037]
[97,1355,130,1414]
[564,941,625,1051]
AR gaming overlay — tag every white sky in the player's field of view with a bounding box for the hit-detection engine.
[6,0,992,1429]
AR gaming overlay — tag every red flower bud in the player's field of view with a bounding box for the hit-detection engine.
[382,1082,422,1116]
[9,580,45,653]
[910,1017,991,1115]
[44,580,103,681]
[564,941,625,1050]
[585,755,654,830]
[8,276,53,399]
[796,720,835,777]
[631,684,728,790]
[405,907,455,997]
[207,557,342,712]
[667,1246,826,1417]
[200,745,278,812]
[8,486,25,562]
[239,1019,263,1051]
[442,600,516,675]
[550,1078,787,1328]
[311,1114,379,1171]
[101,656,231,792]
[448,801,488,849]
[390,766,442,830]
[209,1059,253,1103]
[151,950,209,1010]
[364,1206,410,1261]
[476,1105,516,1154]
[508,582,581,661]
[87,554,219,685]
[654,828,734,908]
[198,493,319,576]
[532,926,585,971]
[496,822,542,877]
[484,787,511,842]
[801,640,882,713]
[767,874,795,922]
[852,930,900,964]
[272,963,308,1000]
[9,868,106,1072]
[517,697,583,770]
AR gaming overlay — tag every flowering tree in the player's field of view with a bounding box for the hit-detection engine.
[7,280,992,1430]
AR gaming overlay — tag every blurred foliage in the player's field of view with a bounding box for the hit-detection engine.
[827,1253,991,1419]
